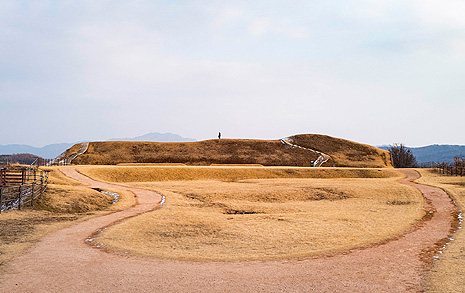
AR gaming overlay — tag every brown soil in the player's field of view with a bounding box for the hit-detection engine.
[0,169,458,292]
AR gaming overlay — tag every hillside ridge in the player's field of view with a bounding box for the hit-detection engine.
[64,134,391,168]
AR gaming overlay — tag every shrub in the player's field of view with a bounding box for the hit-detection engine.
[388,143,418,168]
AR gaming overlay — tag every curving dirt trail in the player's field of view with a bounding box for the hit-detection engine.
[0,169,459,292]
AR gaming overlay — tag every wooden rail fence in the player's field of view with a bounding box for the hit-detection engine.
[0,166,49,213]
[435,165,465,177]
[44,142,89,166]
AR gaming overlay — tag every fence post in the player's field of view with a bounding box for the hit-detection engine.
[31,181,35,207]
[0,187,2,213]
[18,185,22,210]
[1,169,5,186]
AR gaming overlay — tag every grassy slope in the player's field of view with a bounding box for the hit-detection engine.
[288,134,392,168]
[78,166,399,183]
[67,134,392,168]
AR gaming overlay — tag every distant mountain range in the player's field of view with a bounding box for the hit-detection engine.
[0,132,196,159]
[378,145,465,164]
[107,132,196,143]
[0,143,77,160]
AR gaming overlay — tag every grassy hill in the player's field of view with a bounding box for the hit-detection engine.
[0,153,43,165]
[64,134,392,168]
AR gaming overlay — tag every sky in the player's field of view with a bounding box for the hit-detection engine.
[1,0,464,147]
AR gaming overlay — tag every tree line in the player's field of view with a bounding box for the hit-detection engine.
[388,143,464,169]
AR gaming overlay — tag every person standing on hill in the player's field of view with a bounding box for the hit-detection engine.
[218,132,221,139]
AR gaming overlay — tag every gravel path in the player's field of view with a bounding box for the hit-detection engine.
[0,168,459,292]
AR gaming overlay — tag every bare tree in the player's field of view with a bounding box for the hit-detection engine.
[454,156,465,168]
[388,143,418,168]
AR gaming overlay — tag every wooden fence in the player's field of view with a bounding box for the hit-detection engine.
[435,165,465,177]
[42,142,89,166]
[0,166,49,212]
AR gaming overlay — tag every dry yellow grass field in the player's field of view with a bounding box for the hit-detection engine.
[0,167,136,268]
[36,185,112,213]
[415,169,465,292]
[36,167,135,213]
[77,165,399,183]
[41,167,136,213]
[66,134,392,168]
[93,167,424,261]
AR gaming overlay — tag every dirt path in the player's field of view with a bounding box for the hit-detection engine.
[0,169,459,292]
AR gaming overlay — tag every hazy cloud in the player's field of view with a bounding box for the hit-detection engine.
[212,7,243,29]
[1,0,464,147]
[413,0,465,29]
[248,18,271,35]
[275,27,309,39]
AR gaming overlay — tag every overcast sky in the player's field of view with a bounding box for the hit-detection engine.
[1,0,464,147]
